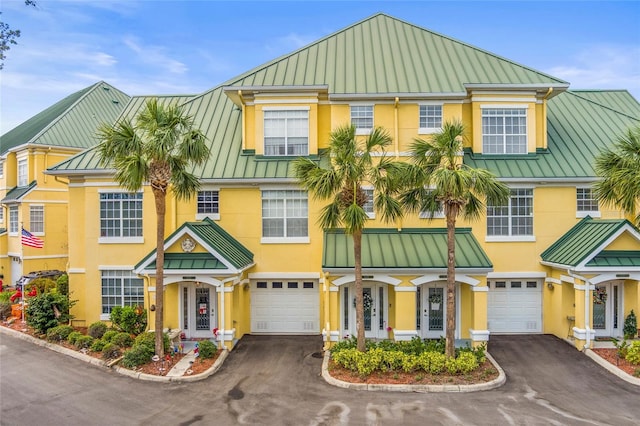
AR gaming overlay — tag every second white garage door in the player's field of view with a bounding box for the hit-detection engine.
[251,280,320,334]
[488,279,542,333]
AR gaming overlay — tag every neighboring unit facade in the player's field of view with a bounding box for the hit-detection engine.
[43,14,640,351]
[0,82,130,288]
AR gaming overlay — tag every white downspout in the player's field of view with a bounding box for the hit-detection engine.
[568,270,592,350]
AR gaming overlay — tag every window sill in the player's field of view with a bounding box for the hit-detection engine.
[261,237,310,244]
[576,211,600,218]
[196,213,220,221]
[99,237,144,244]
[418,128,441,135]
[355,128,372,136]
[100,314,110,321]
[485,236,536,243]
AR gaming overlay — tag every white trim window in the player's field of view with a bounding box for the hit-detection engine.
[9,205,18,234]
[487,188,534,239]
[351,105,374,134]
[363,188,374,219]
[100,269,144,318]
[99,192,143,242]
[17,158,28,187]
[29,205,44,234]
[576,188,600,217]
[482,108,527,154]
[196,190,220,220]
[0,206,3,225]
[261,190,308,242]
[263,109,309,156]
[0,160,4,178]
[418,104,442,134]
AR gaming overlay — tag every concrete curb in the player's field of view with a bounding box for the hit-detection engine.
[0,325,227,382]
[321,350,506,392]
[585,349,640,386]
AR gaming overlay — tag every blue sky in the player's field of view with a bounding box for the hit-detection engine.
[1,0,639,134]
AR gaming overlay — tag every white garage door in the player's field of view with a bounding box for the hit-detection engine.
[251,280,320,334]
[488,280,542,333]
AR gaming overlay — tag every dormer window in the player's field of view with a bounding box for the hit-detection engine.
[418,104,442,134]
[18,158,28,187]
[351,105,373,134]
[482,107,527,154]
[263,108,309,156]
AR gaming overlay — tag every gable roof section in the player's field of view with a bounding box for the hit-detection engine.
[134,218,254,275]
[465,91,640,179]
[323,227,492,271]
[541,216,640,269]
[1,180,37,203]
[1,81,130,155]
[571,90,640,119]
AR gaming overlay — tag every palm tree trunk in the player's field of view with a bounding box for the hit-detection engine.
[353,229,365,352]
[153,188,166,358]
[445,205,458,358]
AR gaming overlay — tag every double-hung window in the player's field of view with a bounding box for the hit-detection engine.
[17,158,28,187]
[482,108,527,154]
[197,190,220,219]
[9,206,18,234]
[99,192,143,242]
[576,188,600,217]
[418,104,442,134]
[263,109,309,156]
[29,205,44,234]
[487,188,534,240]
[351,105,373,134]
[100,269,144,318]
[363,188,374,219]
[262,190,308,242]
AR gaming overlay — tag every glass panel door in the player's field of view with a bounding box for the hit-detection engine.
[363,287,373,332]
[422,284,446,339]
[195,287,210,331]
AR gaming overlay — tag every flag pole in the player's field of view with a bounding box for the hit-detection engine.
[21,223,26,324]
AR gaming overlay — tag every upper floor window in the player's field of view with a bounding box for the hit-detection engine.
[262,189,308,242]
[100,269,144,318]
[99,192,143,241]
[482,108,527,154]
[264,109,308,156]
[0,161,4,178]
[29,205,44,234]
[351,105,373,134]
[487,188,533,239]
[18,158,28,187]
[9,206,18,234]
[419,104,442,134]
[363,188,374,219]
[577,188,600,217]
[0,207,3,224]
[197,190,219,219]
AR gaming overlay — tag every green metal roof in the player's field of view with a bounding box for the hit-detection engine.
[540,216,639,267]
[135,218,253,272]
[323,227,492,270]
[1,180,37,203]
[465,91,640,179]
[147,252,227,270]
[571,90,640,119]
[1,81,129,155]
[586,251,640,267]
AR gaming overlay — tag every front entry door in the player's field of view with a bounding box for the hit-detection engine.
[419,283,447,339]
[593,281,622,338]
[181,283,216,339]
[344,283,387,339]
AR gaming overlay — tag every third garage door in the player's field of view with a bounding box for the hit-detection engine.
[488,279,542,333]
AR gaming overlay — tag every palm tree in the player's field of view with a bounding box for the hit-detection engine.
[399,120,509,357]
[293,125,405,352]
[594,124,640,225]
[97,98,209,357]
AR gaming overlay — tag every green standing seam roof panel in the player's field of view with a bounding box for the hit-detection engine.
[570,90,640,119]
[148,253,227,270]
[586,251,640,267]
[1,81,130,155]
[1,181,37,203]
[323,228,492,269]
[540,216,638,266]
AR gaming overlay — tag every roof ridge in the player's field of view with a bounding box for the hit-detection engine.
[566,91,640,121]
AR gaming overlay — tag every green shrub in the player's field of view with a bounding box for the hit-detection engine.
[67,331,83,345]
[625,341,640,365]
[420,352,446,374]
[88,321,108,339]
[102,330,118,343]
[380,350,405,371]
[623,310,638,339]
[133,331,170,354]
[74,335,94,350]
[445,357,459,374]
[56,274,69,296]
[0,300,12,320]
[27,277,57,295]
[90,339,107,352]
[102,343,121,360]
[121,345,154,368]
[0,290,14,303]
[612,338,630,358]
[110,306,147,335]
[455,351,479,374]
[401,354,419,373]
[111,332,134,348]
[25,292,75,333]
[47,325,74,342]
[198,340,217,359]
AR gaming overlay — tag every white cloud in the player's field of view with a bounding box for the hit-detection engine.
[122,36,188,74]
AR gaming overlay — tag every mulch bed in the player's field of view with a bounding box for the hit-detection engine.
[592,348,640,377]
[327,359,500,385]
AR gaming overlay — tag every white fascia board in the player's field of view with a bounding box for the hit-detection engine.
[487,272,546,279]
[248,272,321,279]
[329,92,468,102]
[575,224,640,270]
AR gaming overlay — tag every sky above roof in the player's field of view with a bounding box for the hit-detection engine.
[1,0,639,135]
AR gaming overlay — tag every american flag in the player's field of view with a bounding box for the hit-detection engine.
[21,228,44,248]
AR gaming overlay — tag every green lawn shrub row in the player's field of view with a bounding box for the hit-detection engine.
[626,341,640,365]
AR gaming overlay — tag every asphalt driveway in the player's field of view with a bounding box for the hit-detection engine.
[2,331,640,425]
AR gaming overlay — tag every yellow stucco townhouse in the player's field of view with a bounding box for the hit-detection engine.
[45,14,640,351]
[0,81,129,288]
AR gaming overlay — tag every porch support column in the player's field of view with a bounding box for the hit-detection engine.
[392,285,417,341]
[326,275,340,348]
[217,284,236,350]
[569,275,594,351]
[469,278,489,347]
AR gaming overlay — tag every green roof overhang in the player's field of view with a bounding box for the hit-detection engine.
[322,227,492,273]
[1,181,37,203]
